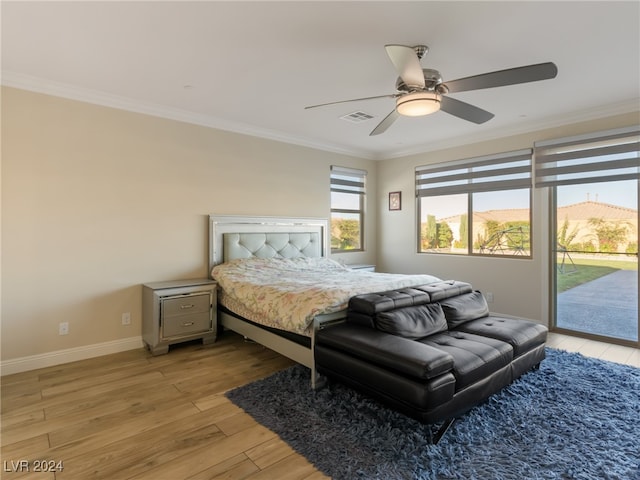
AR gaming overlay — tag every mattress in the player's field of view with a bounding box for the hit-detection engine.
[212,257,441,336]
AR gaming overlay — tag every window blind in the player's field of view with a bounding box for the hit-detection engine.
[534,125,640,188]
[330,166,366,195]
[415,149,532,197]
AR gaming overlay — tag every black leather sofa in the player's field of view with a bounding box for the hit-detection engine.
[315,280,547,443]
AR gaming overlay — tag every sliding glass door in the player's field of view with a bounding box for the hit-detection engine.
[536,126,639,346]
[553,181,638,343]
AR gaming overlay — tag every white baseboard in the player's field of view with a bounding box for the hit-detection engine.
[0,336,145,376]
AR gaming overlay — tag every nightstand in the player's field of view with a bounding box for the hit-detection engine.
[142,279,217,355]
[347,264,376,272]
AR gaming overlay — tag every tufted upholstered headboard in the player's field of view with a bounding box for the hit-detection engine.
[223,232,321,261]
[208,215,328,274]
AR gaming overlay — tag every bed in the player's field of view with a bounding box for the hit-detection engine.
[208,214,441,387]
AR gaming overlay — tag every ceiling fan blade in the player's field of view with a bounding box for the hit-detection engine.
[444,62,558,94]
[440,96,494,124]
[385,45,425,89]
[370,110,400,136]
[305,94,396,110]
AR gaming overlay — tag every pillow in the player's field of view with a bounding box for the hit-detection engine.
[375,303,447,340]
[440,291,489,328]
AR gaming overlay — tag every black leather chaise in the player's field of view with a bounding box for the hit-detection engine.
[315,280,547,443]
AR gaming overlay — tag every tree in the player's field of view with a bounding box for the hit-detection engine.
[504,222,530,251]
[456,214,468,249]
[587,217,629,253]
[477,220,530,255]
[422,215,438,250]
[331,218,360,250]
[437,221,453,249]
[481,220,501,250]
[557,216,579,251]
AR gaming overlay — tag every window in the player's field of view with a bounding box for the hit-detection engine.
[535,125,639,344]
[416,149,532,256]
[330,166,366,252]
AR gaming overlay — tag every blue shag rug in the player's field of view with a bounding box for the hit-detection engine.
[226,348,640,479]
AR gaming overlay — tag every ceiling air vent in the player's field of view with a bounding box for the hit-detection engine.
[340,111,375,123]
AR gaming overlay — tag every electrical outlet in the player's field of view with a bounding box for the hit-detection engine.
[121,312,131,326]
[485,292,494,303]
[59,322,69,335]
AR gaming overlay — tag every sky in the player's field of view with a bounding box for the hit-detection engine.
[557,181,637,209]
[420,180,638,222]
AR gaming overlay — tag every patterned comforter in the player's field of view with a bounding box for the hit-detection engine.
[211,257,441,336]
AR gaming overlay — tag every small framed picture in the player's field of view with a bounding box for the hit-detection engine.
[389,191,401,211]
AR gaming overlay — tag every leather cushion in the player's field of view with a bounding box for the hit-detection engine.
[416,280,473,302]
[316,323,454,380]
[456,316,548,357]
[421,331,513,391]
[348,288,432,316]
[440,291,489,328]
[375,303,447,339]
[315,345,457,411]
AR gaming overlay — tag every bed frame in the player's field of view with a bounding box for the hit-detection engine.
[208,214,346,387]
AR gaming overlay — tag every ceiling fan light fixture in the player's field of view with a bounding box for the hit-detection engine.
[396,92,441,116]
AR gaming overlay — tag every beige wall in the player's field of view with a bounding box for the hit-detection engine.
[377,111,639,324]
[2,85,637,367]
[1,87,377,361]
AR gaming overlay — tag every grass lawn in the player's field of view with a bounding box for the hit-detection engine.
[556,257,638,293]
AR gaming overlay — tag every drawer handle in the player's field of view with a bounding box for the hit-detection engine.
[180,304,195,309]
[182,322,194,327]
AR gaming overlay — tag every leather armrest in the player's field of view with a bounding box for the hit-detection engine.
[316,324,454,380]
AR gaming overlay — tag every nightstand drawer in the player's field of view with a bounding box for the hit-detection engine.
[143,279,217,356]
[163,311,211,338]
[162,294,210,317]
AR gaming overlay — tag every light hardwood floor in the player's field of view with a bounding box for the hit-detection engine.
[1,331,638,480]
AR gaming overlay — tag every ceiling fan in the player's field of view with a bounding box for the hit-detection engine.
[305,45,558,136]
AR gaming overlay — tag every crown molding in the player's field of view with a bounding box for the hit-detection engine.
[3,71,637,162]
[1,71,371,160]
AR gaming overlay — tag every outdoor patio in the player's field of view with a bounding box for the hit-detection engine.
[557,269,638,342]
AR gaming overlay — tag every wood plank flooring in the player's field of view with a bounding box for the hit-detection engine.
[1,331,638,479]
[1,333,325,480]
